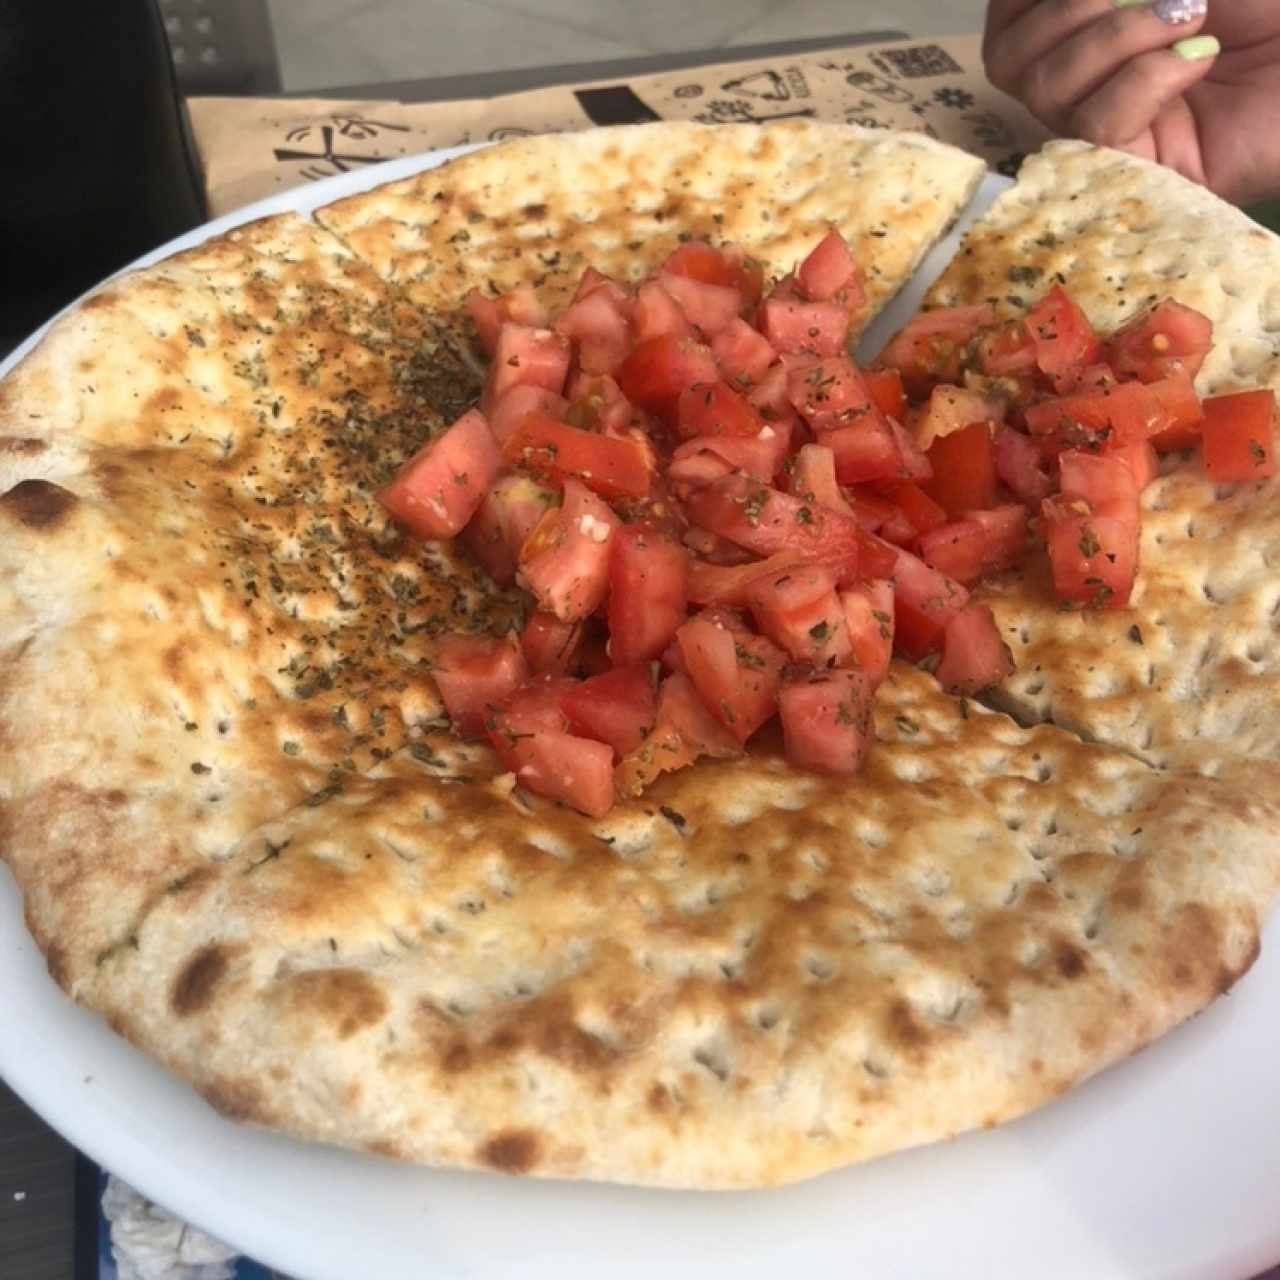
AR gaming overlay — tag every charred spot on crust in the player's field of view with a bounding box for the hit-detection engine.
[0,436,47,456]
[886,998,929,1052]
[1055,943,1086,980]
[1165,902,1222,992]
[284,969,388,1039]
[172,944,230,1017]
[1217,931,1261,995]
[204,1073,266,1123]
[1,479,78,530]
[441,1041,472,1074]
[479,1128,541,1175]
[45,943,69,989]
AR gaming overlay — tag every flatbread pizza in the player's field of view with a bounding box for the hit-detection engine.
[1,121,1278,1192]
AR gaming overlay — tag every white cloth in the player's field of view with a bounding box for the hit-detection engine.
[101,1175,239,1280]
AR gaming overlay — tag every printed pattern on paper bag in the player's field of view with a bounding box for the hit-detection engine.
[273,114,410,181]
[188,34,1054,218]
[872,44,964,79]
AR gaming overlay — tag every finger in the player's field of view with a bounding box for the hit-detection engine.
[1017,2,1210,132]
[982,0,1045,64]
[985,0,1205,94]
[1068,36,1219,147]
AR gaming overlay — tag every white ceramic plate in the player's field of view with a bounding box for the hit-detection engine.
[3,147,1279,1280]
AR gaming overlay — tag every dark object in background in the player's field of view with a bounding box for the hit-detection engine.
[159,0,281,97]
[0,0,208,342]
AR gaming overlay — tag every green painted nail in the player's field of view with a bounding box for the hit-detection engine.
[1111,0,1151,8]
[1173,34,1220,59]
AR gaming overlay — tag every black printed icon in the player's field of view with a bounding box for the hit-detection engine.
[693,99,816,125]
[575,85,662,125]
[673,84,703,99]
[723,69,790,101]
[962,111,1014,148]
[489,126,533,141]
[844,71,915,105]
[933,86,976,110]
[875,44,964,79]
[274,116,410,181]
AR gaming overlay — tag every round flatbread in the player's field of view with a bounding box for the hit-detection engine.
[1,125,1278,1189]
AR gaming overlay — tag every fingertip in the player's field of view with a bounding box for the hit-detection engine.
[1171,34,1220,61]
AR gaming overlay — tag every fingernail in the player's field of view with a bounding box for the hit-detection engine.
[1111,0,1152,8]
[1152,0,1208,22]
[1173,33,1220,58]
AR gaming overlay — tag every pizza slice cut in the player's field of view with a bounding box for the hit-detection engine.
[315,120,986,341]
[919,141,1280,785]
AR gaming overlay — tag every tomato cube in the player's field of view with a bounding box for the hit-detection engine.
[1201,389,1278,482]
[923,422,998,516]
[1109,298,1212,384]
[672,421,792,485]
[617,334,718,419]
[975,318,1037,377]
[677,613,784,742]
[632,280,693,343]
[512,732,616,818]
[676,379,766,440]
[797,229,864,310]
[934,604,1014,695]
[484,324,572,407]
[520,610,582,676]
[920,505,1028,586]
[1147,374,1204,452]
[712,318,777,387]
[745,566,852,667]
[878,304,995,396]
[460,473,557,586]
[786,356,879,433]
[684,472,880,577]
[1041,494,1139,609]
[379,408,502,541]
[520,479,620,622]
[561,665,657,759]
[1025,285,1100,379]
[840,579,895,687]
[1058,450,1139,515]
[863,367,907,422]
[659,271,741,337]
[432,632,529,739]
[1025,381,1172,454]
[607,523,689,665]
[881,481,948,539]
[885,542,970,659]
[466,285,546,356]
[615,672,740,797]
[554,285,632,375]
[993,426,1051,506]
[778,668,874,777]
[502,412,655,501]
[663,241,761,302]
[489,385,569,444]
[759,299,850,358]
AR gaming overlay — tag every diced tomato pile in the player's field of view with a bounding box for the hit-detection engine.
[379,234,1275,816]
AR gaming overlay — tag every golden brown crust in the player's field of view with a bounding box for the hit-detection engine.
[316,120,986,335]
[1,129,1278,1189]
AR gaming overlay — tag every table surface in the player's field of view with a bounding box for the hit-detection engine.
[3,25,1279,1280]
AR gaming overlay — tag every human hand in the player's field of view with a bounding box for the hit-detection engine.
[983,0,1280,206]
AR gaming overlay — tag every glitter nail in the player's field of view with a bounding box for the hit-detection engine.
[1152,0,1208,23]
